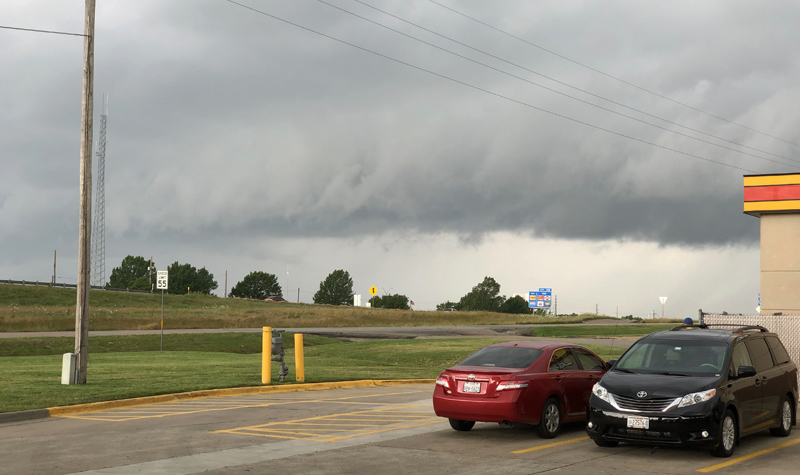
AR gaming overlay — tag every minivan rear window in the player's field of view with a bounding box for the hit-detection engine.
[458,347,543,368]
[616,340,728,374]
[766,336,791,365]
[746,338,774,372]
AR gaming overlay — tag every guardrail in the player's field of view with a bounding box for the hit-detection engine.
[1,279,155,294]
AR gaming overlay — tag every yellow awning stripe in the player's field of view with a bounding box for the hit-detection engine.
[743,200,800,212]
[744,174,800,187]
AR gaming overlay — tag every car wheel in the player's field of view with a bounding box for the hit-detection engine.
[710,409,736,458]
[448,419,475,431]
[769,397,793,437]
[593,438,619,448]
[536,398,561,439]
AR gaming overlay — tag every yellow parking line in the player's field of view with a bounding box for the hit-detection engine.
[325,420,444,442]
[696,438,800,473]
[511,436,590,454]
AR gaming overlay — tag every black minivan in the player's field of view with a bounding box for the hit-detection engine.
[586,324,797,457]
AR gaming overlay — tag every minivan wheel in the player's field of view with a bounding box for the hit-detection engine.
[536,398,561,439]
[710,410,736,458]
[448,419,475,431]
[769,398,793,437]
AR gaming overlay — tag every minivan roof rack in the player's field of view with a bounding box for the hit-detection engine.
[670,324,708,331]
[669,324,768,333]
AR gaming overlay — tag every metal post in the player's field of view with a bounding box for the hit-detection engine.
[297,287,299,303]
[295,333,304,382]
[160,289,164,351]
[74,0,95,385]
[262,327,271,384]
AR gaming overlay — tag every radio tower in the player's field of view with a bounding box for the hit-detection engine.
[91,94,108,287]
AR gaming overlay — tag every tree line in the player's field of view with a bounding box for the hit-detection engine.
[107,256,217,295]
[435,276,536,315]
[108,257,533,314]
[106,258,399,307]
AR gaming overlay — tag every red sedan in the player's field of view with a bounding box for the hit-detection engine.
[433,341,608,438]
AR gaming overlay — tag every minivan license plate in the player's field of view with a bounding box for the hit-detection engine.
[463,381,481,393]
[627,416,649,429]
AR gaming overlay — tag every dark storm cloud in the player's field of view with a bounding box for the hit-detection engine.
[2,0,799,269]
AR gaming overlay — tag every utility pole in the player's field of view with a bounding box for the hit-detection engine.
[52,250,57,286]
[148,256,153,292]
[595,304,598,315]
[74,0,96,385]
[224,271,227,298]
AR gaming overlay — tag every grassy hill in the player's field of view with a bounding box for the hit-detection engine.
[0,284,612,331]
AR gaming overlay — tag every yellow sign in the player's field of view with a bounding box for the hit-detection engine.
[369,286,377,296]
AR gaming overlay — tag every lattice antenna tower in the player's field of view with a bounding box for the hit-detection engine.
[91,94,108,287]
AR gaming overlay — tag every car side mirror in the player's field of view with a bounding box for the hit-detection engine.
[606,359,617,370]
[737,365,757,378]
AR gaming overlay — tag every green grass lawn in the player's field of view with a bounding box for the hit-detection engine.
[527,324,678,338]
[0,333,627,413]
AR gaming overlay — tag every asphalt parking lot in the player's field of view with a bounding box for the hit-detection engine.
[0,383,797,475]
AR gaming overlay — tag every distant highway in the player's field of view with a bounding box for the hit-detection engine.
[0,321,645,348]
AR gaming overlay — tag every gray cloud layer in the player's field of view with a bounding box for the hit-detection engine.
[3,0,800,270]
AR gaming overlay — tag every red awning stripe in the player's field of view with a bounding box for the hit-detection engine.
[744,184,800,202]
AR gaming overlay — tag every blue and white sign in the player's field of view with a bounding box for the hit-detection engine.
[529,289,552,308]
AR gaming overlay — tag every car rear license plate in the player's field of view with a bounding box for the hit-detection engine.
[463,381,481,393]
[627,416,649,429]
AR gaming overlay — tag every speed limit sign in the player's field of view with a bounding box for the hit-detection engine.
[157,270,168,290]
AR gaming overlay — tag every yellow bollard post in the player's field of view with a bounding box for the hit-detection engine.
[262,326,271,384]
[295,333,304,382]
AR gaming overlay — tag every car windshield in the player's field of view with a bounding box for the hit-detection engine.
[616,340,728,375]
[457,347,543,368]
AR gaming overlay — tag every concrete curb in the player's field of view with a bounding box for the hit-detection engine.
[0,409,50,424]
[1,379,435,423]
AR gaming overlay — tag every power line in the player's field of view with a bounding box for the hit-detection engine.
[0,25,87,37]
[346,0,799,166]
[222,1,756,173]
[314,0,796,169]
[428,0,800,149]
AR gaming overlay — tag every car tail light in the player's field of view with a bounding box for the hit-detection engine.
[496,381,528,391]
[436,375,450,389]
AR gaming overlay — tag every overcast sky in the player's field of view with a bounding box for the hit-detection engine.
[2,0,798,317]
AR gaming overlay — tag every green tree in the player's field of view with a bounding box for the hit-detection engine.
[229,271,282,300]
[372,294,410,310]
[313,269,354,305]
[458,276,505,311]
[500,295,530,314]
[166,261,218,295]
[108,255,155,290]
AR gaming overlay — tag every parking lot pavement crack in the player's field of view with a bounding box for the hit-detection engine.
[531,446,658,474]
